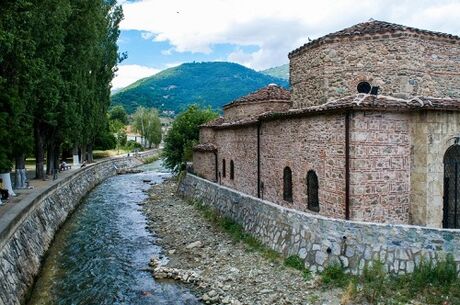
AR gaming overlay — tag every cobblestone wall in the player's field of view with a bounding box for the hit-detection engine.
[290,35,460,108]
[180,174,460,275]
[0,156,143,305]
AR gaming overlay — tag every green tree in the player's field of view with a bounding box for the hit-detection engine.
[109,105,128,125]
[163,104,218,172]
[109,117,127,151]
[132,107,162,148]
[0,0,123,178]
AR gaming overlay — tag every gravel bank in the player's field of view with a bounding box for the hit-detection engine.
[143,178,343,305]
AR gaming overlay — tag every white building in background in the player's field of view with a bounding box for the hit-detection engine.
[125,125,146,146]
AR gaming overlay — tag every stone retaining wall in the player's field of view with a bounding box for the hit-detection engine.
[179,174,460,275]
[0,155,147,305]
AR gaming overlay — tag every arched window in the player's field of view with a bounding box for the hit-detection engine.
[222,159,226,177]
[307,170,319,212]
[230,160,234,180]
[283,167,293,202]
[443,145,460,228]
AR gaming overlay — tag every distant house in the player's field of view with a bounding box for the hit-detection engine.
[125,125,145,146]
[192,20,460,229]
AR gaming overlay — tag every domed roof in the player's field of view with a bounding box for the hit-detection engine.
[289,20,460,58]
[224,84,290,108]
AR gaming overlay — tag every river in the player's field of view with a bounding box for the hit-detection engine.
[27,161,201,305]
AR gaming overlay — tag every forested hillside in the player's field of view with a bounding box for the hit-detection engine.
[111,62,289,113]
[260,64,289,80]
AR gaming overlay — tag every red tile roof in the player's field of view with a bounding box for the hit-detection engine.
[224,84,290,109]
[262,95,460,120]
[204,94,460,129]
[193,143,217,152]
[289,20,460,58]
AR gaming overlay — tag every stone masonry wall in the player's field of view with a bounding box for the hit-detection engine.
[0,156,144,305]
[180,174,460,275]
[193,151,216,182]
[350,112,411,224]
[290,35,460,108]
[199,127,216,144]
[216,127,258,197]
[260,114,346,218]
[224,101,291,121]
[410,111,460,227]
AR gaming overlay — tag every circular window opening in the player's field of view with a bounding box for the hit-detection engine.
[357,82,371,94]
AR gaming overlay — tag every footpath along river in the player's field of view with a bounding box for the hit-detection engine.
[26,161,201,305]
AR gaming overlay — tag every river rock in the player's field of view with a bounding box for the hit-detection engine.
[186,241,203,249]
[143,178,344,305]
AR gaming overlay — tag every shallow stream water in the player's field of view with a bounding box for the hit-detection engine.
[27,161,200,305]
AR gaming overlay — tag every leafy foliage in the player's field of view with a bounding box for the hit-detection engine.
[0,0,123,176]
[321,257,460,305]
[109,105,128,125]
[163,105,218,172]
[111,62,289,114]
[132,107,162,148]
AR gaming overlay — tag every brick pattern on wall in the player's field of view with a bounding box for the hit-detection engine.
[290,36,460,108]
[260,114,346,218]
[350,112,411,223]
[193,151,216,182]
[216,127,258,197]
[199,127,216,144]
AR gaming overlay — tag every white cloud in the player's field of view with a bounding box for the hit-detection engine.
[112,64,160,90]
[164,61,186,68]
[120,0,460,70]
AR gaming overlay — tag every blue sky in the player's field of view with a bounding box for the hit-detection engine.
[113,0,460,90]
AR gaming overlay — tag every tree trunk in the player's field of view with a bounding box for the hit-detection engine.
[87,143,94,163]
[54,143,60,173]
[81,145,87,163]
[34,124,46,180]
[46,144,52,175]
[72,146,80,167]
[46,136,58,176]
[0,172,15,197]
[15,154,27,189]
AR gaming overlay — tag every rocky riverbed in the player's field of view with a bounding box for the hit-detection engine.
[143,178,344,305]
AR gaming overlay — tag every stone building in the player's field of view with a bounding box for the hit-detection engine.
[192,20,460,229]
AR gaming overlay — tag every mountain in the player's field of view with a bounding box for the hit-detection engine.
[260,64,289,81]
[111,62,289,114]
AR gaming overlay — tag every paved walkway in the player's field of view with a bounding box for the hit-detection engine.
[0,166,85,228]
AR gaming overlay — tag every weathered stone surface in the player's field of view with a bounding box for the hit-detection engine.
[180,174,460,275]
[290,22,460,107]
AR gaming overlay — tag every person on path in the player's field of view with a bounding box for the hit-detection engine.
[0,178,9,202]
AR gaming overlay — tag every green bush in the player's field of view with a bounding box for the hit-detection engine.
[321,263,349,288]
[284,255,305,271]
[125,140,143,151]
[361,261,387,303]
